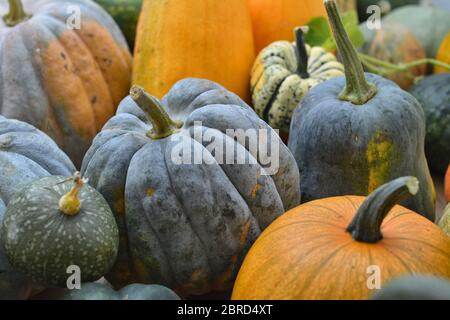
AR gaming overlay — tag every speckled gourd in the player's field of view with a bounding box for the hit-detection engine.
[0,0,132,166]
[1,173,119,288]
[62,282,180,300]
[0,115,75,299]
[288,0,435,221]
[251,27,344,133]
[81,78,301,296]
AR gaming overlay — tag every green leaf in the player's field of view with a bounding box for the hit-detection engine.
[305,10,365,51]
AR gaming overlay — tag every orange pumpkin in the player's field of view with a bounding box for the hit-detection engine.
[445,165,450,203]
[232,177,450,300]
[435,32,450,73]
[133,0,255,101]
[248,0,327,53]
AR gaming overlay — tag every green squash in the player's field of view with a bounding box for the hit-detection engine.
[440,203,450,236]
[81,79,301,296]
[288,0,435,220]
[0,115,76,300]
[94,0,143,50]
[409,73,450,174]
[1,173,119,288]
[371,275,450,300]
[251,27,344,133]
[357,0,419,22]
[63,282,180,300]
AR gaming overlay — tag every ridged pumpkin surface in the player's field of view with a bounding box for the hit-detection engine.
[251,40,344,132]
[435,32,450,73]
[133,0,255,102]
[232,195,450,300]
[0,0,132,166]
[248,0,327,53]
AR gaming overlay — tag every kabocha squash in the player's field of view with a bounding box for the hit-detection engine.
[248,0,327,53]
[0,115,75,299]
[251,27,344,133]
[62,282,180,300]
[232,177,450,300]
[440,204,450,236]
[410,73,450,174]
[288,0,435,220]
[94,0,143,50]
[1,173,119,287]
[364,23,426,89]
[371,275,450,300]
[435,32,450,73]
[133,0,255,102]
[0,0,132,166]
[81,79,300,296]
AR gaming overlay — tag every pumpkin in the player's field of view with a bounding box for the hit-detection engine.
[133,0,255,102]
[0,115,75,299]
[288,0,436,221]
[62,282,180,300]
[365,5,450,58]
[0,0,132,166]
[446,166,450,203]
[1,173,119,288]
[357,0,419,22]
[81,79,301,296]
[232,176,450,300]
[440,203,450,236]
[248,0,327,54]
[94,0,142,50]
[364,23,426,89]
[409,73,450,174]
[435,32,450,73]
[251,27,344,133]
[371,275,450,300]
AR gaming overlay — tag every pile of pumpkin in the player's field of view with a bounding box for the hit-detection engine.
[0,0,449,301]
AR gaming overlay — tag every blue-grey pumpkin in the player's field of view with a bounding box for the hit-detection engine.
[288,0,435,221]
[0,115,75,299]
[1,173,119,288]
[62,282,180,300]
[81,78,301,296]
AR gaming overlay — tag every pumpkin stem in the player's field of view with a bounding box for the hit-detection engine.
[294,27,310,79]
[347,176,419,243]
[130,85,183,139]
[324,0,377,105]
[3,0,31,27]
[59,172,85,216]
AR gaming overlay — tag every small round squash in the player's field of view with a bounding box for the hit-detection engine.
[251,27,344,133]
[232,176,450,300]
[1,173,119,288]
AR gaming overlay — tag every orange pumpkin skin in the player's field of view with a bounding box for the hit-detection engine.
[445,165,450,203]
[133,0,255,102]
[232,179,450,300]
[248,0,327,54]
[435,32,450,73]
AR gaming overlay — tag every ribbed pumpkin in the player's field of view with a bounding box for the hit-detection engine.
[248,0,327,54]
[133,0,255,102]
[0,0,132,166]
[0,115,75,299]
[1,173,119,288]
[232,176,450,300]
[435,32,450,73]
[81,79,300,296]
[251,27,344,133]
[364,23,426,89]
[63,282,180,300]
[288,0,436,220]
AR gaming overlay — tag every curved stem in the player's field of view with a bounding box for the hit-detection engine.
[294,27,310,79]
[3,0,31,27]
[324,0,377,104]
[130,85,183,139]
[347,177,419,243]
[59,172,84,216]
